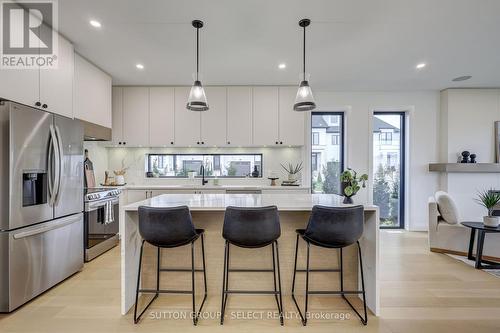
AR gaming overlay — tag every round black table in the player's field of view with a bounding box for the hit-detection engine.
[461,222,500,269]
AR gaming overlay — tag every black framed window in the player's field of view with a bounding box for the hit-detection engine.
[146,154,262,178]
[373,112,405,228]
[311,112,344,194]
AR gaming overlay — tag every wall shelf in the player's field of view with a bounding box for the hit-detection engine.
[428,163,500,173]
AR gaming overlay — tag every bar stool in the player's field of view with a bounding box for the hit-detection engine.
[134,206,207,325]
[220,206,284,325]
[291,205,367,326]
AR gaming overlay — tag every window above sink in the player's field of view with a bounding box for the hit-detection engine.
[146,153,262,178]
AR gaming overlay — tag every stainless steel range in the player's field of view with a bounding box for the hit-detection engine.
[84,187,121,261]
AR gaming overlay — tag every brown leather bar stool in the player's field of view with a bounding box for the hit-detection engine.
[134,206,207,325]
[220,206,284,325]
[291,205,367,325]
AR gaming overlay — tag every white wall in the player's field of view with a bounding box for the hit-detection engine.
[438,89,500,221]
[307,91,441,231]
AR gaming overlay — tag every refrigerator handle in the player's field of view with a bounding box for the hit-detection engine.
[54,125,64,204]
[48,125,61,206]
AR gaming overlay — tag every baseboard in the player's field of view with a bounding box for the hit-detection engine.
[430,247,500,262]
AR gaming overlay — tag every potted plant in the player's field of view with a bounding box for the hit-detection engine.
[281,162,303,182]
[340,168,368,204]
[475,190,500,227]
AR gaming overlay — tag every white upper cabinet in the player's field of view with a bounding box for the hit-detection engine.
[201,87,227,146]
[279,87,305,146]
[149,87,175,146]
[0,34,74,118]
[39,35,74,118]
[175,87,201,146]
[0,63,39,108]
[112,87,124,144]
[73,53,112,128]
[227,87,252,146]
[122,87,149,146]
[253,87,279,146]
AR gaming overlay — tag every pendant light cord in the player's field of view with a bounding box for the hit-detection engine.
[303,24,306,81]
[196,26,199,81]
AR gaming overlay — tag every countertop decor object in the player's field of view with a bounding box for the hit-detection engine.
[281,161,303,182]
[268,177,279,186]
[475,189,500,227]
[340,168,368,204]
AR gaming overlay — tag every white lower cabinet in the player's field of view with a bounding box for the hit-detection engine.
[125,190,149,204]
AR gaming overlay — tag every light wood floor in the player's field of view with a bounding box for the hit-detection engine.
[1,231,500,332]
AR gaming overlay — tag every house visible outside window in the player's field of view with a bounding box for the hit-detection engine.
[331,134,339,145]
[312,132,320,145]
[379,131,393,145]
[311,112,344,194]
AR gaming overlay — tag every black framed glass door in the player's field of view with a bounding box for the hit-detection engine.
[373,112,405,228]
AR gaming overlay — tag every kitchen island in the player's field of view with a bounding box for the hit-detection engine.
[121,193,379,317]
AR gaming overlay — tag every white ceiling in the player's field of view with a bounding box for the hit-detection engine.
[58,0,500,90]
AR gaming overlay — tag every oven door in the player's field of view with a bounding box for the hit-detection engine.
[84,198,119,251]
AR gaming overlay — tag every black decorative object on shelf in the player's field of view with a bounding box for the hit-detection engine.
[470,154,477,163]
[251,166,260,178]
[461,151,470,163]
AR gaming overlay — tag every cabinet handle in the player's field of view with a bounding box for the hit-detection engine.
[35,101,41,107]
[227,141,230,144]
[201,141,204,145]
[170,142,174,145]
[42,104,48,109]
[123,142,126,145]
[275,141,278,144]
[280,141,283,144]
[197,142,200,145]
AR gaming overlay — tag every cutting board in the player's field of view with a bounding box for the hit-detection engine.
[84,160,96,188]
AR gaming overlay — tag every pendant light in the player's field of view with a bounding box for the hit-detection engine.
[187,20,209,111]
[294,18,316,112]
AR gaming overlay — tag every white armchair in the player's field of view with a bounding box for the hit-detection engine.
[428,193,500,261]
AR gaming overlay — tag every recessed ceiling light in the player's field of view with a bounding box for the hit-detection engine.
[136,63,144,70]
[452,75,472,82]
[278,63,286,69]
[89,20,101,28]
[416,63,426,69]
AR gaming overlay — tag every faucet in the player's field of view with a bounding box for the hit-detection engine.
[200,165,208,186]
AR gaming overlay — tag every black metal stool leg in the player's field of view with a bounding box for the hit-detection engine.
[291,234,307,324]
[341,242,368,325]
[304,241,310,326]
[274,241,284,325]
[191,241,197,325]
[220,241,228,325]
[339,247,343,293]
[134,240,158,324]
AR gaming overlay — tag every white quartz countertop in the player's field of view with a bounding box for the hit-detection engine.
[123,193,377,212]
[121,184,309,191]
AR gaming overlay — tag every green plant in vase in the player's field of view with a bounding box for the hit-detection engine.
[475,189,500,227]
[340,168,368,204]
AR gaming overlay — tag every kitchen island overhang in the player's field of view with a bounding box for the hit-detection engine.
[120,193,379,318]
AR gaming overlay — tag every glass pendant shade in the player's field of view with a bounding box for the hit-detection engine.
[294,80,316,111]
[187,80,209,111]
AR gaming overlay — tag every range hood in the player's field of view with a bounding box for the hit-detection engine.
[80,119,112,141]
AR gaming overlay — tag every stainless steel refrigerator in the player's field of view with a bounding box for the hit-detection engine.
[0,101,84,312]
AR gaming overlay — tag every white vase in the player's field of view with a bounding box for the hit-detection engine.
[288,174,297,182]
[115,175,125,185]
[483,216,499,228]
